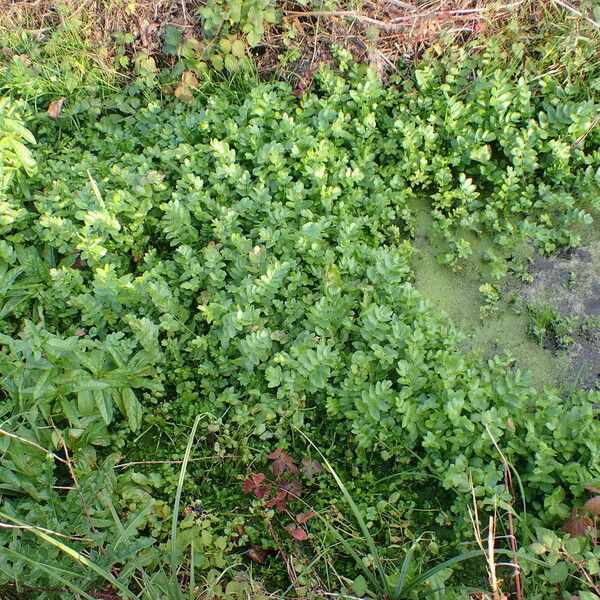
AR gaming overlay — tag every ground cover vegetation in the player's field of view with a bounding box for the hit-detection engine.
[1,1,600,599]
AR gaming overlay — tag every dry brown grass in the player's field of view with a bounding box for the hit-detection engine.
[0,0,203,55]
[263,0,528,77]
[1,0,598,84]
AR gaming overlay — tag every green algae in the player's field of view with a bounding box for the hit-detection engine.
[409,201,571,388]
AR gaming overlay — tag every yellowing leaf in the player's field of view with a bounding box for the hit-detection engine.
[224,54,239,71]
[174,83,193,103]
[231,39,246,59]
[181,71,199,87]
[174,72,198,104]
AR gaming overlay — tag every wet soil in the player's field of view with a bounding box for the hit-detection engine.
[520,242,600,389]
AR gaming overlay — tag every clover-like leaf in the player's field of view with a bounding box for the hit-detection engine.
[268,448,298,475]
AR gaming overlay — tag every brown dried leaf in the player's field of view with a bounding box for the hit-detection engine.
[174,71,199,104]
[17,54,31,66]
[247,545,267,564]
[291,17,305,35]
[296,510,315,524]
[174,82,193,104]
[47,98,66,119]
[181,70,199,87]
[583,496,600,516]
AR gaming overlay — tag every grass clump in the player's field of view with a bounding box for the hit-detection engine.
[0,35,600,600]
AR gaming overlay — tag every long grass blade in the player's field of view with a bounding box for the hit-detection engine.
[293,427,391,596]
[393,538,419,599]
[402,549,485,595]
[402,548,549,595]
[0,511,134,597]
[171,414,203,578]
[4,548,98,600]
[313,509,384,595]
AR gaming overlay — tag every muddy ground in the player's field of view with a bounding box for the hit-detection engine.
[520,242,600,389]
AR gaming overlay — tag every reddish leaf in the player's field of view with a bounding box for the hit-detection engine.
[47,97,66,119]
[243,472,267,498]
[285,524,308,541]
[562,509,594,537]
[585,484,600,495]
[268,448,298,475]
[279,478,301,499]
[296,510,315,524]
[247,545,267,564]
[301,457,324,479]
[265,490,287,512]
[583,496,600,516]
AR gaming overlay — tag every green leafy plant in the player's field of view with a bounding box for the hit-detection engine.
[1,41,600,598]
[0,20,119,106]
[0,97,35,188]
[295,431,519,600]
[200,0,279,49]
[0,415,214,600]
[527,303,575,349]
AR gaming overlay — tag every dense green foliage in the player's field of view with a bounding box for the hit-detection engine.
[1,44,600,598]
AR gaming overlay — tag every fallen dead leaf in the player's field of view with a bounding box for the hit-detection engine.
[247,545,267,564]
[583,496,600,516]
[174,71,199,103]
[284,523,308,541]
[561,509,594,537]
[47,98,66,119]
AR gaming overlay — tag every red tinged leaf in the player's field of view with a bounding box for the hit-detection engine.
[247,545,267,564]
[267,448,298,475]
[278,478,302,499]
[243,472,267,498]
[585,483,600,494]
[583,496,600,516]
[296,510,315,524]
[265,490,288,512]
[561,509,594,537]
[285,524,308,541]
[301,457,324,479]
